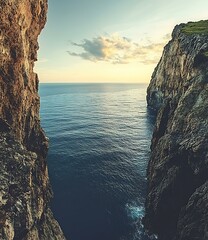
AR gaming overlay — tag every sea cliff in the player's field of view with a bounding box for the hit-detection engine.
[144,20,208,240]
[0,1,65,239]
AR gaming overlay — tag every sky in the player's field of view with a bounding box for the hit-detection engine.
[35,0,208,83]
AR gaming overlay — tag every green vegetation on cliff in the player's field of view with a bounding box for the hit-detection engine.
[182,20,208,35]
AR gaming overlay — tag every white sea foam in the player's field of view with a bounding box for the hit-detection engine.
[125,202,158,240]
[126,202,144,220]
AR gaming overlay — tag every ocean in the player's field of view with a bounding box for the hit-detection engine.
[39,83,156,240]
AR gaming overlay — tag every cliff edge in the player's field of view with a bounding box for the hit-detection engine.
[0,1,65,239]
[144,20,208,240]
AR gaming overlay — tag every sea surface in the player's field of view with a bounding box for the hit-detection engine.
[39,83,156,240]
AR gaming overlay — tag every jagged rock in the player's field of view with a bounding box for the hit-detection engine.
[0,133,65,240]
[0,119,11,132]
[144,20,208,240]
[0,0,65,239]
[0,0,48,153]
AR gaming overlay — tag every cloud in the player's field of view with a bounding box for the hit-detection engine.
[67,33,170,64]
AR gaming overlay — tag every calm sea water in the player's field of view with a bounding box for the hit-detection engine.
[39,83,156,240]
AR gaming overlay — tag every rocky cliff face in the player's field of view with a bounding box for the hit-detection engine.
[144,20,208,240]
[0,1,65,239]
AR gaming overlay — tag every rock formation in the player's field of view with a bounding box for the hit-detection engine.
[144,20,208,240]
[0,0,65,239]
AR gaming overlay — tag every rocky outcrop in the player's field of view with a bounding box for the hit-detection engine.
[144,20,208,240]
[0,0,47,152]
[0,132,65,240]
[0,1,65,239]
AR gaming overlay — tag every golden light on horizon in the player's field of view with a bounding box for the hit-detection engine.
[35,60,158,83]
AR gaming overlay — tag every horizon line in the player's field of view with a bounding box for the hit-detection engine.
[39,82,149,84]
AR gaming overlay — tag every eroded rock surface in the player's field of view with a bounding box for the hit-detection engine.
[144,20,208,240]
[0,0,48,152]
[0,0,65,239]
[0,132,65,240]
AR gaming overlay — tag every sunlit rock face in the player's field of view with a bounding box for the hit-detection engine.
[0,0,48,152]
[145,20,208,240]
[0,1,65,239]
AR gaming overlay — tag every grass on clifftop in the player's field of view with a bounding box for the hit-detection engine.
[182,20,208,35]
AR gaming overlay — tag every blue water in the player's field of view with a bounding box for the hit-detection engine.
[39,83,156,240]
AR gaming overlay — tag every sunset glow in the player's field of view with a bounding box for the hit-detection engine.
[35,0,208,83]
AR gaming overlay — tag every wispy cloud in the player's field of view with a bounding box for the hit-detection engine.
[67,33,170,64]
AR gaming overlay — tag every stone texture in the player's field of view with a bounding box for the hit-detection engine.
[0,0,48,153]
[0,0,65,239]
[0,132,65,240]
[144,21,208,240]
